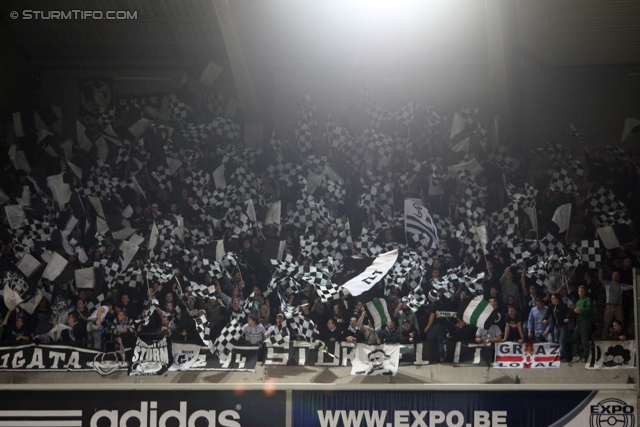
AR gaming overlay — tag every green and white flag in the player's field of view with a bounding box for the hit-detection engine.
[365,298,392,332]
[460,296,496,329]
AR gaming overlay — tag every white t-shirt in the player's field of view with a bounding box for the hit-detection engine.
[88,305,109,323]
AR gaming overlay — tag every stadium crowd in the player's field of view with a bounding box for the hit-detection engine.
[0,89,639,365]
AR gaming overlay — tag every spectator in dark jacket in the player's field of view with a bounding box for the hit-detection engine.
[543,293,570,362]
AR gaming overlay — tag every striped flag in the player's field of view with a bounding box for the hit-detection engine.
[459,296,496,329]
[366,298,392,332]
[404,200,440,249]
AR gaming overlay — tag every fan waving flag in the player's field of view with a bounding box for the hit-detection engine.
[343,250,398,297]
[365,298,393,332]
[459,296,496,329]
[404,200,440,249]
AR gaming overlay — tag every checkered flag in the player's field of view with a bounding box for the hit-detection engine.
[507,240,534,265]
[395,102,420,126]
[353,228,377,254]
[86,293,106,313]
[299,266,342,303]
[486,146,517,171]
[367,107,393,130]
[328,126,354,150]
[169,96,198,125]
[323,178,346,204]
[94,259,120,288]
[295,124,314,154]
[605,145,629,165]
[549,168,578,194]
[185,170,211,194]
[564,157,585,177]
[145,263,174,283]
[579,240,601,269]
[310,239,343,263]
[597,211,631,227]
[97,108,115,128]
[458,199,487,227]
[589,186,627,214]
[119,268,143,288]
[431,214,457,239]
[213,319,243,356]
[22,219,55,242]
[366,131,394,158]
[538,232,564,256]
[210,117,241,141]
[204,92,224,116]
[358,182,393,214]
[195,314,211,346]
[268,131,282,153]
[353,86,377,108]
[151,163,173,190]
[285,313,319,342]
[488,202,519,234]
[265,323,290,345]
[81,178,114,199]
[302,155,328,174]
[457,229,483,262]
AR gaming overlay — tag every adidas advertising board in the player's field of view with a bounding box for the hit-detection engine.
[294,390,636,427]
[0,390,286,427]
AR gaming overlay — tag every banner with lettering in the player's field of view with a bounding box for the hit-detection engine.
[0,343,129,375]
[293,390,636,427]
[494,342,560,368]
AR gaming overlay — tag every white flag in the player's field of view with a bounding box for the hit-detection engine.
[343,250,398,297]
[552,203,572,233]
[42,252,69,281]
[351,344,400,376]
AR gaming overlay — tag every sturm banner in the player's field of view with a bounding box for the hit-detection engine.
[264,342,493,368]
[0,390,286,427]
[293,390,637,427]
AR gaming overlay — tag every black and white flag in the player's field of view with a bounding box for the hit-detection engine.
[129,337,171,376]
[404,200,440,249]
[351,344,400,376]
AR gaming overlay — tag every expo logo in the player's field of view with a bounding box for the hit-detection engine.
[589,399,635,427]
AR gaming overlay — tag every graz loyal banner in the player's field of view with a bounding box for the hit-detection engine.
[294,390,637,427]
[0,390,286,427]
[494,342,560,368]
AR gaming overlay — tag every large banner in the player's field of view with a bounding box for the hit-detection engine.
[585,340,637,370]
[494,342,560,368]
[0,343,129,375]
[0,342,258,375]
[293,390,637,427]
[264,342,493,368]
[0,390,286,427]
